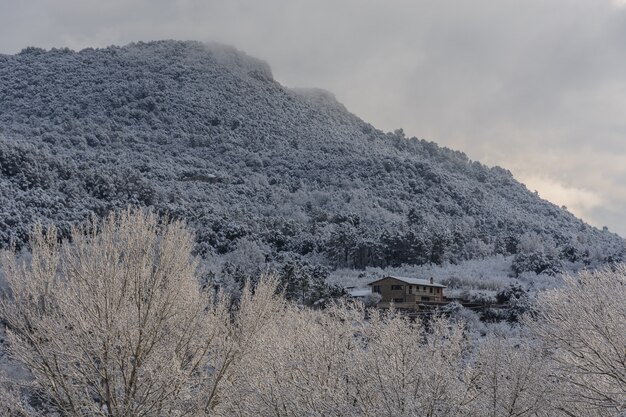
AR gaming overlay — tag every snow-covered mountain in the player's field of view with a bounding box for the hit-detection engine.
[0,40,622,274]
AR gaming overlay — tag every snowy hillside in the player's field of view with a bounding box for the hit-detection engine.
[0,40,623,281]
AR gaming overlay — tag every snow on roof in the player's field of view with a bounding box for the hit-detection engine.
[368,276,447,288]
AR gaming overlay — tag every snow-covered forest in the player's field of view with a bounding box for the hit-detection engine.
[0,211,624,416]
[0,41,624,304]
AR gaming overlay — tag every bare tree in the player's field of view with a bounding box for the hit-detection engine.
[352,313,470,417]
[0,210,238,416]
[214,299,361,417]
[468,335,556,417]
[527,266,626,416]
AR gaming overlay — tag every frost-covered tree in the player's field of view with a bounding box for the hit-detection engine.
[0,206,625,417]
[469,336,556,417]
[528,266,626,415]
[352,314,472,417]
[0,210,282,416]
[216,304,477,417]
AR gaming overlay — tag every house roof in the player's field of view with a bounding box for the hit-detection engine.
[367,275,447,288]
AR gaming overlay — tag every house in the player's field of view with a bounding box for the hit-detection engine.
[367,276,446,308]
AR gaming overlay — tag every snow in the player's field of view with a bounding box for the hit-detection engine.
[348,288,371,298]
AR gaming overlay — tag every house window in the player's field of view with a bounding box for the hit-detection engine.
[372,285,381,293]
[436,288,440,293]
[429,287,433,293]
[391,285,403,291]
[393,298,404,303]
[408,286,413,294]
[422,296,430,302]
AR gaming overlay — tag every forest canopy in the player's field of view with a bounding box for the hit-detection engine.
[0,40,624,303]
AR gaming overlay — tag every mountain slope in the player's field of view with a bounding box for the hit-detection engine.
[0,40,623,274]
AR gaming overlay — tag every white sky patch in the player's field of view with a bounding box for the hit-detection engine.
[519,175,605,227]
[612,0,626,8]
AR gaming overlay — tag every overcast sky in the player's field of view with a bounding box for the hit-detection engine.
[2,0,626,235]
